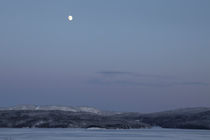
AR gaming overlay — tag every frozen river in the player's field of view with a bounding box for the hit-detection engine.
[0,128,210,140]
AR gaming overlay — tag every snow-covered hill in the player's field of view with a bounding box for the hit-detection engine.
[0,106,210,129]
[0,105,102,114]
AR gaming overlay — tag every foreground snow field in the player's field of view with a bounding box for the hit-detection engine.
[0,128,210,140]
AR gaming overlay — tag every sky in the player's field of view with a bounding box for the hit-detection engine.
[0,0,210,112]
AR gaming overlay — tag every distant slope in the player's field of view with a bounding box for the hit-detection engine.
[117,107,210,130]
[0,105,209,129]
[0,105,102,114]
[0,110,148,129]
[140,107,210,129]
[147,107,210,116]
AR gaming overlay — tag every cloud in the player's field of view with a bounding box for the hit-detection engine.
[98,71,133,77]
[98,71,171,79]
[177,82,208,86]
[90,79,208,87]
[89,71,208,87]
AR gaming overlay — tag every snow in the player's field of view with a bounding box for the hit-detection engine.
[0,128,210,140]
[0,105,102,114]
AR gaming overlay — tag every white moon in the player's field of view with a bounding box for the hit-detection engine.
[68,15,73,21]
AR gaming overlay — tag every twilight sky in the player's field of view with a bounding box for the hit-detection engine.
[0,0,210,112]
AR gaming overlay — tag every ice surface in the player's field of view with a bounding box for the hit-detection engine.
[0,128,210,140]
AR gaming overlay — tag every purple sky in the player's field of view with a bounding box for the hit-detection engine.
[0,0,210,112]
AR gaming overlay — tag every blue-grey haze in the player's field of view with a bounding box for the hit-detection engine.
[0,0,210,112]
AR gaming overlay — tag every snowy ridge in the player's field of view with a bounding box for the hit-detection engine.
[0,106,210,129]
[0,105,102,114]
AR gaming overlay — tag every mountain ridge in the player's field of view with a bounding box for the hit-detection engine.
[0,105,209,129]
[0,105,102,114]
[1,105,209,114]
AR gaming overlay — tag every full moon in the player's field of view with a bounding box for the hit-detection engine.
[68,15,73,21]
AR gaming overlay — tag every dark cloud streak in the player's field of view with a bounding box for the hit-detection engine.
[98,71,172,79]
[93,71,208,87]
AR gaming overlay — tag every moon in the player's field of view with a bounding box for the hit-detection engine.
[68,15,73,21]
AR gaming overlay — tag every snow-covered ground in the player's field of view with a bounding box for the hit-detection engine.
[0,105,102,114]
[0,128,210,140]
